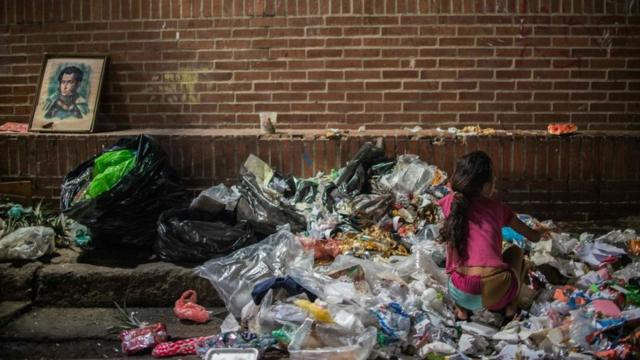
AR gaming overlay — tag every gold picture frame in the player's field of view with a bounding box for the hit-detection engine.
[29,54,108,133]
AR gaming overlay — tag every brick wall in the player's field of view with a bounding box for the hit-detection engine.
[1,130,639,221]
[1,1,640,130]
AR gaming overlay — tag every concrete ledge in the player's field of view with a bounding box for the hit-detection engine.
[0,262,42,302]
[35,262,221,307]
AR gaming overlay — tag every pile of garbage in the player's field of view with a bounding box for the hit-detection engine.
[53,135,640,359]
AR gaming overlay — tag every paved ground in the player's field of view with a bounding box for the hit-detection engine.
[0,306,224,359]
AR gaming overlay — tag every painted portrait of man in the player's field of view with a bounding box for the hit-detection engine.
[30,55,107,132]
[43,66,89,120]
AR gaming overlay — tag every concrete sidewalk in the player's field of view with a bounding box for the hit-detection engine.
[0,306,224,359]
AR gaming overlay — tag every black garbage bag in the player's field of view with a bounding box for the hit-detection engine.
[350,193,394,227]
[60,135,189,248]
[155,208,256,262]
[236,166,307,236]
[323,142,394,210]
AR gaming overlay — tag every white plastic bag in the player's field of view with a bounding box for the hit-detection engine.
[0,226,55,260]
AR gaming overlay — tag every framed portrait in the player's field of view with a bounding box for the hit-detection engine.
[29,54,108,133]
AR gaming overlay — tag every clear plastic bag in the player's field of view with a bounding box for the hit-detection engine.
[379,154,446,197]
[194,229,313,317]
[288,324,377,360]
[0,226,55,260]
[190,184,241,212]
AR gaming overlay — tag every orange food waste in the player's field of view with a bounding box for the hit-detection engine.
[547,123,578,135]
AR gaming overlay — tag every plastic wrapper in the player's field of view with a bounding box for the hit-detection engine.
[379,154,446,197]
[221,313,241,333]
[155,208,256,262]
[190,184,241,212]
[371,302,411,342]
[195,229,313,317]
[595,229,637,248]
[288,323,377,360]
[236,164,307,235]
[349,193,393,227]
[195,331,276,358]
[60,135,188,248]
[152,335,211,358]
[495,344,545,359]
[502,226,526,248]
[119,323,168,355]
[458,333,489,355]
[86,149,136,199]
[320,254,395,289]
[0,226,55,260]
[569,310,596,350]
[575,240,626,267]
[271,303,307,326]
[613,262,640,282]
[67,219,91,247]
[173,289,210,323]
[323,142,392,210]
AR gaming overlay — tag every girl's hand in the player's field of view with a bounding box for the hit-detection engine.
[539,229,552,241]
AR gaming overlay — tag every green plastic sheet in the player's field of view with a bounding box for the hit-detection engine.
[86,149,136,199]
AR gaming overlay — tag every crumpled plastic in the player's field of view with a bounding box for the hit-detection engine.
[152,335,212,358]
[323,142,393,209]
[288,322,377,360]
[119,323,168,355]
[173,289,209,323]
[86,149,136,199]
[575,240,627,267]
[195,229,314,317]
[0,226,55,260]
[236,160,307,235]
[350,193,393,227]
[190,184,241,212]
[380,154,447,198]
[195,331,277,358]
[371,302,411,342]
[155,208,256,262]
[495,344,545,359]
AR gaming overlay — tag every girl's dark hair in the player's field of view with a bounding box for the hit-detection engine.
[439,151,493,260]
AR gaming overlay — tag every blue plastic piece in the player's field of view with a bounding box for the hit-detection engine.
[502,226,526,248]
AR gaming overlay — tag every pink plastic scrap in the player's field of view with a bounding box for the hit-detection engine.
[591,299,622,317]
[173,289,210,323]
[0,122,28,133]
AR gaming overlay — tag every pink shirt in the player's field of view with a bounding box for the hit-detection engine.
[437,193,515,273]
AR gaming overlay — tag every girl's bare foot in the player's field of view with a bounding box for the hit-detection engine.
[454,304,470,321]
[504,303,518,318]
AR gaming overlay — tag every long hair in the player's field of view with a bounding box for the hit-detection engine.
[439,151,493,260]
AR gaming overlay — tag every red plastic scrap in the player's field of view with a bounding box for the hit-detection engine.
[119,322,168,355]
[0,122,28,133]
[152,336,212,358]
[547,123,578,135]
[173,290,210,323]
[313,238,343,261]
